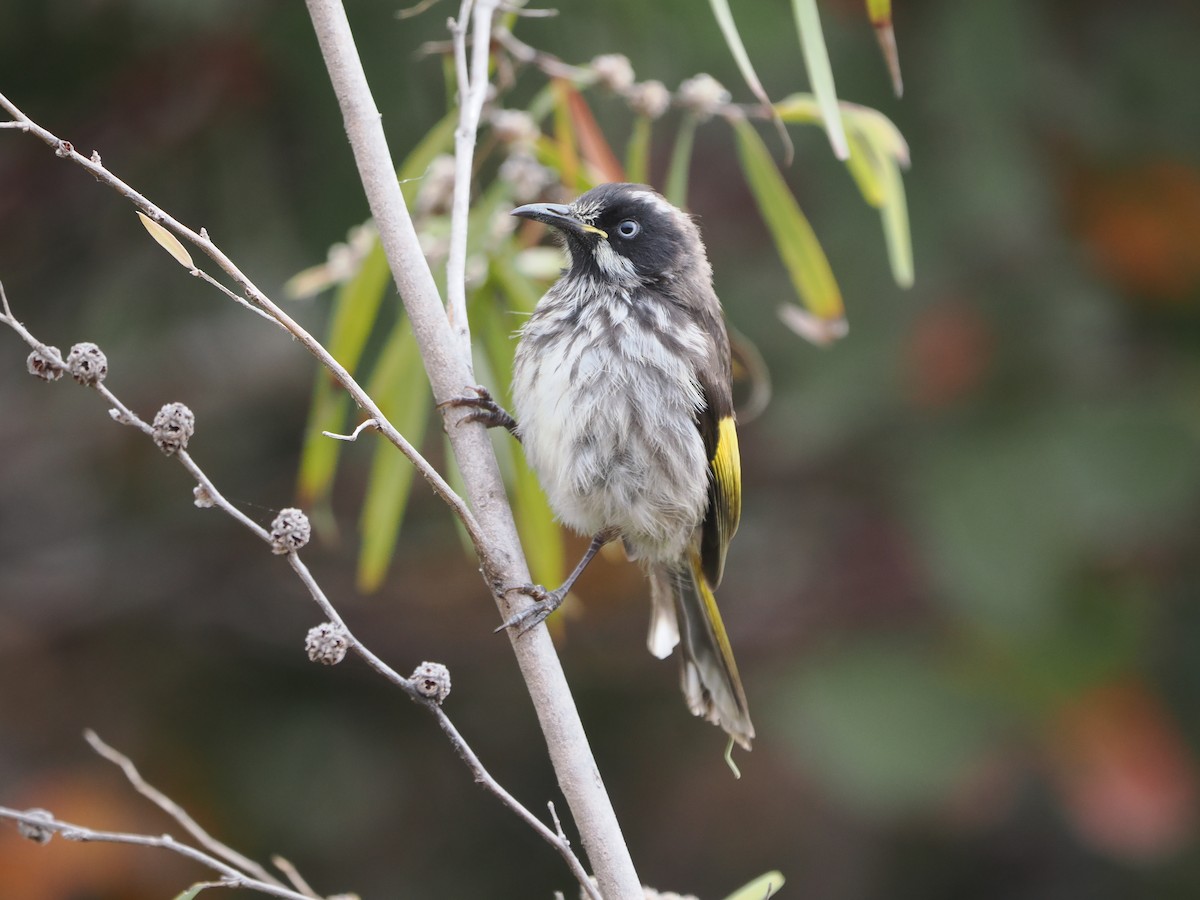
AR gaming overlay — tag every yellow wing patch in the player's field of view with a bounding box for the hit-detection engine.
[706,415,742,586]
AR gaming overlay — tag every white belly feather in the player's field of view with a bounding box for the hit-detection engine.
[512,287,710,563]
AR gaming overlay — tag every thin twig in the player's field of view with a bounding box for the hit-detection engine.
[271,855,320,898]
[192,267,281,324]
[323,417,379,441]
[445,0,499,359]
[0,90,486,556]
[500,3,558,18]
[83,730,295,894]
[0,807,314,900]
[283,550,599,896]
[493,27,591,82]
[396,0,442,19]
[0,281,596,895]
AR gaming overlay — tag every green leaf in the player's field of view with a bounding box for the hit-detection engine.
[664,115,698,208]
[845,129,913,287]
[791,0,849,159]
[535,134,599,194]
[483,255,565,589]
[357,319,432,592]
[525,82,558,124]
[776,95,913,289]
[875,143,914,288]
[625,115,652,186]
[171,886,209,900]
[296,240,388,506]
[297,112,456,506]
[844,131,887,207]
[707,0,794,164]
[722,871,786,900]
[731,116,844,336]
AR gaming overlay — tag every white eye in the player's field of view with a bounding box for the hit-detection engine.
[616,219,640,238]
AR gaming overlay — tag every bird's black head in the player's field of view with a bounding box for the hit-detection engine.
[512,183,706,287]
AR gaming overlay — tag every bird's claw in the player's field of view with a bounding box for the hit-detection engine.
[439,385,518,434]
[495,583,565,635]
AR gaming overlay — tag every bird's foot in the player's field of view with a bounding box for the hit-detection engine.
[438,385,518,435]
[495,583,566,635]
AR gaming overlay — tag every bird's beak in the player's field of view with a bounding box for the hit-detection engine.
[511,202,608,239]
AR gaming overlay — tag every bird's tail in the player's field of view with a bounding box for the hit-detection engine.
[648,554,755,750]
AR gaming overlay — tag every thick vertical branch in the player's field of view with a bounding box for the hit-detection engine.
[303,2,643,897]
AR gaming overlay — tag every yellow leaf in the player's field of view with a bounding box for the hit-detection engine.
[137,212,194,269]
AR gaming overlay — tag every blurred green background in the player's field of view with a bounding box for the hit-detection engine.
[3,0,1200,897]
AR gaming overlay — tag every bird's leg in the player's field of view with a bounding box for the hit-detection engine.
[497,529,618,634]
[438,385,519,438]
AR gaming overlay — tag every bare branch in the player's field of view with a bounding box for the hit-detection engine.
[322,417,379,441]
[0,90,486,556]
[493,27,592,81]
[396,0,442,19]
[0,807,314,900]
[271,855,320,898]
[83,730,296,894]
[4,5,644,890]
[192,267,281,324]
[0,280,596,893]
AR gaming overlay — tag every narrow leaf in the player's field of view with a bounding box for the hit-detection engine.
[732,116,845,331]
[296,241,389,505]
[776,94,909,167]
[778,303,849,346]
[137,212,194,269]
[535,136,601,195]
[844,131,886,207]
[484,256,565,589]
[566,84,625,183]
[357,319,432,592]
[626,115,652,186]
[843,112,914,288]
[171,886,209,900]
[776,94,913,289]
[876,148,914,288]
[296,112,456,505]
[297,382,350,507]
[722,871,786,900]
[708,0,794,165]
[552,79,582,191]
[791,0,850,159]
[324,110,457,371]
[664,115,698,208]
[866,0,904,97]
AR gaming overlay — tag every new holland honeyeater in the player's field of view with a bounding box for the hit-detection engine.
[455,183,753,749]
